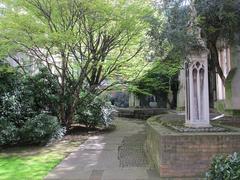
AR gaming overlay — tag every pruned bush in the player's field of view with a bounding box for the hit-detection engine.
[206,152,240,180]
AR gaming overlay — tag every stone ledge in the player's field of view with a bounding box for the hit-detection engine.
[145,115,240,178]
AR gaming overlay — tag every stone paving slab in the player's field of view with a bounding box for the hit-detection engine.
[45,118,160,180]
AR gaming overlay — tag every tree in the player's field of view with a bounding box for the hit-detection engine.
[147,0,195,61]
[0,0,151,128]
[129,51,181,108]
[149,0,240,86]
[195,0,240,85]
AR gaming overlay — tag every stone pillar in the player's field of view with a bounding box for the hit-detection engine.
[185,49,211,128]
[129,93,140,108]
[177,70,185,110]
[225,44,240,116]
[129,93,134,107]
[135,97,140,108]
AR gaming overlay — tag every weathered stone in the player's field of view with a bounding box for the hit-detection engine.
[225,44,240,115]
[177,69,186,111]
[185,49,210,128]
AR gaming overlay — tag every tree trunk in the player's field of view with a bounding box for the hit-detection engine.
[60,51,67,126]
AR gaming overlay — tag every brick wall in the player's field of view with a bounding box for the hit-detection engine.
[145,118,240,178]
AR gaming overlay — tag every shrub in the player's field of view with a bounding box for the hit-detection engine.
[0,90,33,146]
[0,63,20,96]
[206,152,240,180]
[75,94,115,128]
[0,91,64,146]
[0,66,63,146]
[22,68,60,115]
[0,117,20,146]
[0,91,34,128]
[21,114,65,145]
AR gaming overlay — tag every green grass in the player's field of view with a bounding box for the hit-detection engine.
[0,153,63,180]
[0,137,87,180]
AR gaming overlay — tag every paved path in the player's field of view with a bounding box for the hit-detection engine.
[45,117,160,180]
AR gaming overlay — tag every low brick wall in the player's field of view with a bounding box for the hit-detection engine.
[116,108,167,119]
[145,116,240,178]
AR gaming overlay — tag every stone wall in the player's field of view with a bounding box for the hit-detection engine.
[145,116,240,178]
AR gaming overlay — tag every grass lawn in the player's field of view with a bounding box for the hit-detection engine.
[0,152,64,180]
[0,133,89,180]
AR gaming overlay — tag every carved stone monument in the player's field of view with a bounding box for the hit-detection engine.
[185,49,211,127]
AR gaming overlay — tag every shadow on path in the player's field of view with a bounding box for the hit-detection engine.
[45,117,160,180]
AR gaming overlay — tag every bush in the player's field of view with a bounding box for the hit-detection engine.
[0,118,20,146]
[206,152,240,180]
[21,114,65,145]
[22,68,60,115]
[0,91,34,127]
[75,94,115,128]
[0,91,64,146]
[0,63,20,96]
[0,90,32,146]
[0,114,64,146]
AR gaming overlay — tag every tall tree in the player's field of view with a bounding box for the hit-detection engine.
[149,0,240,85]
[0,0,151,127]
[195,0,240,85]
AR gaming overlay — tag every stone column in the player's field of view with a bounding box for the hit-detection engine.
[177,70,186,111]
[185,49,211,128]
[225,44,240,116]
[129,93,140,108]
[129,93,134,107]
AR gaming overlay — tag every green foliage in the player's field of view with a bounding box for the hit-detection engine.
[75,94,115,128]
[206,152,240,180]
[23,68,60,116]
[0,70,63,146]
[0,0,152,126]
[0,90,31,145]
[0,63,20,96]
[0,90,34,128]
[21,114,65,145]
[147,0,194,60]
[0,66,60,118]
[129,57,181,97]
[0,0,151,84]
[195,0,240,43]
[147,0,240,86]
[0,90,63,146]
[0,118,20,146]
